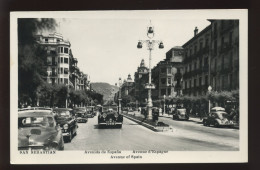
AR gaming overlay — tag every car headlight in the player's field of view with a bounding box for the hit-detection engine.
[45,141,59,150]
[63,124,69,130]
[114,113,119,118]
[102,113,107,118]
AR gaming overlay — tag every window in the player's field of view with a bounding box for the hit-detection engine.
[161,89,166,96]
[60,78,63,83]
[59,47,63,53]
[194,79,197,87]
[190,49,192,56]
[64,58,68,64]
[168,88,171,95]
[64,78,68,85]
[189,80,192,88]
[214,40,217,55]
[185,81,187,89]
[161,68,166,73]
[64,68,68,74]
[205,75,208,86]
[194,46,197,54]
[45,38,48,42]
[199,77,202,86]
[199,42,203,50]
[161,78,166,85]
[57,39,60,42]
[205,39,209,47]
[221,37,224,49]
[64,47,69,54]
[61,57,63,63]
[167,77,171,85]
[58,57,60,63]
[229,32,233,45]
[167,68,171,74]
[60,68,63,74]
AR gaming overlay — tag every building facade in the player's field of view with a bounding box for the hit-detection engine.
[210,20,239,91]
[182,26,211,96]
[134,59,149,103]
[35,32,90,90]
[121,74,135,97]
[182,20,239,96]
[152,46,184,99]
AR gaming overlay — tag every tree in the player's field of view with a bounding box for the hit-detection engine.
[18,18,57,107]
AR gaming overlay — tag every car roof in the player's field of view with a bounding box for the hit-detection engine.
[18,110,53,117]
[53,108,72,111]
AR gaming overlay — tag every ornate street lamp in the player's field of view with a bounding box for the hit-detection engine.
[208,85,212,114]
[118,77,122,114]
[137,21,164,119]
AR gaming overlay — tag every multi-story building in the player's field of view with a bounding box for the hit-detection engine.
[35,32,71,85]
[152,46,184,99]
[182,20,239,96]
[182,26,211,96]
[35,32,90,90]
[209,20,239,91]
[134,59,149,103]
[121,74,135,97]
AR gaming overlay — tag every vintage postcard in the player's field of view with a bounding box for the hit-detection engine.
[10,10,248,164]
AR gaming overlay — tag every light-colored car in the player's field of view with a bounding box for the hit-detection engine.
[18,110,64,150]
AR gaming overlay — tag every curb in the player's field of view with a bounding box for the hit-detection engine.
[123,114,171,132]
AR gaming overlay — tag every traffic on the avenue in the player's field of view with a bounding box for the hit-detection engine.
[18,105,239,151]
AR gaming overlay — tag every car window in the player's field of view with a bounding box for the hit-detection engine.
[55,110,71,117]
[18,116,55,128]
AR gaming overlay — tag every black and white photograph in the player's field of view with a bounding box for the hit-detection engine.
[10,10,248,164]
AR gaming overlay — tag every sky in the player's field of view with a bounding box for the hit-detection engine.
[53,11,211,85]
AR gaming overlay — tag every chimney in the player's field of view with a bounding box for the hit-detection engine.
[194,27,198,36]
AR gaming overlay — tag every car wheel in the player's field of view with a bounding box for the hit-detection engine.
[203,120,207,126]
[67,131,72,142]
[214,122,219,128]
[59,137,64,150]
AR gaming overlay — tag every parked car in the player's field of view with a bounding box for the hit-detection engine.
[98,105,123,128]
[73,107,88,123]
[86,106,95,118]
[173,108,189,120]
[53,108,78,142]
[18,110,64,150]
[203,107,234,127]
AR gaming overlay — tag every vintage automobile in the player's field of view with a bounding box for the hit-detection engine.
[172,108,189,120]
[73,107,88,123]
[18,110,64,150]
[98,105,123,128]
[86,106,95,118]
[203,107,234,127]
[53,108,78,142]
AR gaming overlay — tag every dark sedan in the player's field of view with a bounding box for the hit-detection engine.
[53,108,78,142]
[203,108,234,128]
[18,110,64,150]
[173,108,189,120]
[98,105,123,128]
[73,107,88,123]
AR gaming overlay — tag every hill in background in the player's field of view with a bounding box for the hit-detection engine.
[91,82,119,102]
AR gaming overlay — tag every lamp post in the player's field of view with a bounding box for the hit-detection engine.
[118,77,122,114]
[208,85,212,114]
[163,94,166,115]
[137,21,164,119]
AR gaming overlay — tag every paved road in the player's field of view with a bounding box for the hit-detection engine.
[64,114,239,151]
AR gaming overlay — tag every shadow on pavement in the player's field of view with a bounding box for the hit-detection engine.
[93,124,122,129]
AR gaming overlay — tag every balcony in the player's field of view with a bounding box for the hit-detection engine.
[49,72,57,77]
[202,65,209,72]
[220,22,234,35]
[219,43,233,54]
